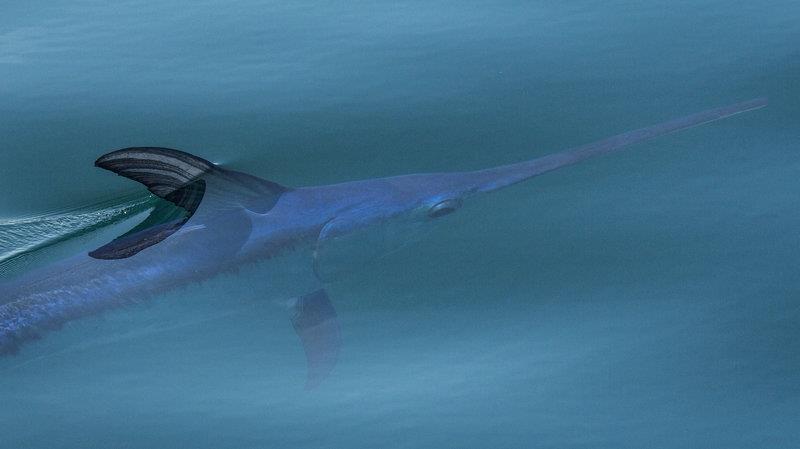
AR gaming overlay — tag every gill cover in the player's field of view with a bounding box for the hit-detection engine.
[90,147,287,259]
[312,206,449,282]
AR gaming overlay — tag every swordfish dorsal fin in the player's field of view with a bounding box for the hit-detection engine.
[95,147,216,200]
[95,147,289,213]
[90,147,287,259]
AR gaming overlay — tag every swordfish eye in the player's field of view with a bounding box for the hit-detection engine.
[427,199,462,218]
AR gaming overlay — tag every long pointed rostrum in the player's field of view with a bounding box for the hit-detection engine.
[464,98,767,194]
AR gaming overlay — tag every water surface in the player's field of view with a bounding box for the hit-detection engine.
[1,1,798,448]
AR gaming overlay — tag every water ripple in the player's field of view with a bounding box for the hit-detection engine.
[0,194,153,274]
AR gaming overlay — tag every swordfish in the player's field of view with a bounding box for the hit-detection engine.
[0,98,766,387]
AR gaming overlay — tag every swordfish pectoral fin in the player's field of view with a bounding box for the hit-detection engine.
[90,147,288,259]
[288,289,342,389]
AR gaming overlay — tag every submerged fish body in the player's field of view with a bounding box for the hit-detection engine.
[0,211,244,353]
[0,98,767,386]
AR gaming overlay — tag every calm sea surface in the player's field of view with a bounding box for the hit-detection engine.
[1,1,798,447]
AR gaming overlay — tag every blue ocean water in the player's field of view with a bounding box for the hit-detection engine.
[1,1,798,447]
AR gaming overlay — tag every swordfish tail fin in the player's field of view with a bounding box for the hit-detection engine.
[468,97,767,193]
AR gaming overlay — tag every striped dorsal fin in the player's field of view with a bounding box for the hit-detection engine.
[95,147,287,213]
[95,147,217,201]
[90,147,286,259]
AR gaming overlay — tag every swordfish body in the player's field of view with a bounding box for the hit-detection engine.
[0,98,766,387]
